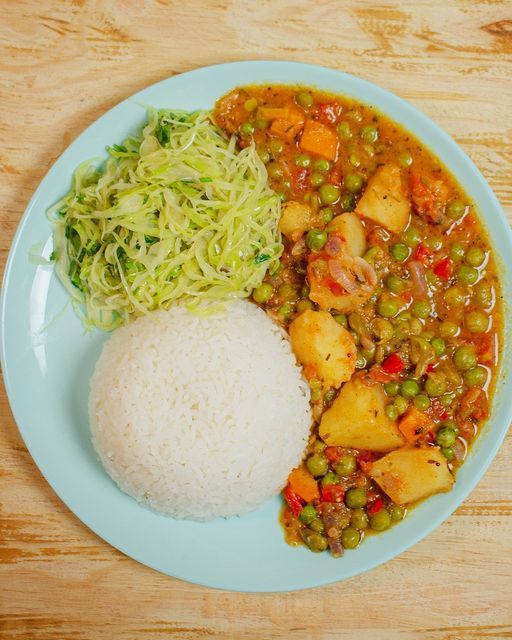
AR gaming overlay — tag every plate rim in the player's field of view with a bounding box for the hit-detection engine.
[2,60,512,592]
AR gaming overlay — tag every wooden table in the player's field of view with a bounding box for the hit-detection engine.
[1,1,511,638]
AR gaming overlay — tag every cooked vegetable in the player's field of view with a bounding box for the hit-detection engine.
[289,310,357,388]
[319,375,405,451]
[355,164,410,234]
[398,406,435,444]
[288,465,320,502]
[369,447,454,505]
[279,200,320,242]
[50,110,282,330]
[328,212,366,257]
[300,119,339,161]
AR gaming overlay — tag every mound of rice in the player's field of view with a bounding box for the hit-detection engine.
[89,300,311,520]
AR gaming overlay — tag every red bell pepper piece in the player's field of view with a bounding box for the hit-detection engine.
[283,484,304,517]
[427,363,437,372]
[414,243,432,264]
[317,102,342,125]
[433,257,452,280]
[368,496,383,515]
[325,446,342,464]
[382,353,405,374]
[321,485,345,503]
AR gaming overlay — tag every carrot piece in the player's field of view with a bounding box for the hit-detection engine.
[270,118,304,140]
[299,118,339,161]
[398,406,434,444]
[288,465,320,502]
[257,107,291,120]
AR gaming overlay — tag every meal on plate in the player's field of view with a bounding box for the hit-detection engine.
[50,83,501,558]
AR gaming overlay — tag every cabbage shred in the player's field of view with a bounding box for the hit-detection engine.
[49,110,283,331]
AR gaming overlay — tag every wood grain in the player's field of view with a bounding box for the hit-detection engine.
[1,1,511,638]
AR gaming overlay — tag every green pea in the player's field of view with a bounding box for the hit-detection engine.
[394,396,409,415]
[347,109,363,122]
[295,153,311,168]
[391,243,410,262]
[400,379,420,399]
[440,394,453,408]
[386,274,405,294]
[299,504,317,524]
[310,172,325,187]
[425,374,447,397]
[349,153,361,167]
[385,404,399,420]
[350,330,360,346]
[269,138,284,155]
[314,158,331,173]
[345,487,367,509]
[457,265,479,286]
[371,318,394,342]
[344,173,364,193]
[252,283,273,304]
[256,146,270,163]
[465,311,489,334]
[464,366,487,387]
[311,437,326,452]
[412,300,431,319]
[350,509,369,530]
[465,247,485,267]
[409,318,423,335]
[296,299,314,314]
[296,91,314,108]
[267,161,283,180]
[453,345,477,370]
[324,388,337,405]
[309,378,322,392]
[319,183,341,205]
[378,296,399,318]
[475,281,493,307]
[384,381,400,397]
[399,151,413,167]
[441,447,455,461]
[361,125,378,143]
[414,394,431,411]
[239,121,255,136]
[369,508,391,531]
[442,419,458,432]
[363,246,383,265]
[278,283,299,302]
[340,193,356,211]
[336,121,352,139]
[244,97,258,112]
[388,504,406,522]
[435,427,457,448]
[302,530,328,552]
[341,527,361,549]
[426,270,442,288]
[334,313,348,327]
[321,207,334,224]
[306,229,327,251]
[278,303,293,320]
[321,471,339,487]
[446,199,466,220]
[310,518,324,533]
[449,242,466,262]
[439,320,459,338]
[334,454,357,477]
[443,286,466,308]
[402,227,422,248]
[306,453,328,477]
[255,118,270,130]
[431,337,446,356]
[355,350,366,369]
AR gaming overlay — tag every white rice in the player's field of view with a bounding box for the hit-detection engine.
[89,300,311,520]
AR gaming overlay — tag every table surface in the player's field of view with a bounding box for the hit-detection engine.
[1,1,511,638]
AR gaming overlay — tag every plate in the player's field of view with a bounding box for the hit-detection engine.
[2,61,512,592]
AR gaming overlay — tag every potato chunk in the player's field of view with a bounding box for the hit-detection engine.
[279,201,320,242]
[289,310,356,388]
[319,375,405,451]
[369,446,454,505]
[328,212,366,257]
[355,164,410,234]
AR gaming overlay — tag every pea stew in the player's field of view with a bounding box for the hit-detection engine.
[214,85,502,557]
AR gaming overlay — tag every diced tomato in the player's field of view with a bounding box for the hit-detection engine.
[382,353,405,374]
[427,363,437,372]
[321,484,345,503]
[283,484,304,517]
[477,333,496,365]
[427,398,447,420]
[433,257,452,280]
[291,167,309,191]
[325,447,342,464]
[368,497,383,515]
[329,165,343,186]
[324,277,345,296]
[414,243,432,265]
[316,102,342,125]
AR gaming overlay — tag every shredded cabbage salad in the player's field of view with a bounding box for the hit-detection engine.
[49,109,283,331]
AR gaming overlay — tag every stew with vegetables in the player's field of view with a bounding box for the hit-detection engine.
[214,85,502,557]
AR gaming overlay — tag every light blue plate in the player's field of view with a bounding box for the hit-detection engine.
[2,61,511,592]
